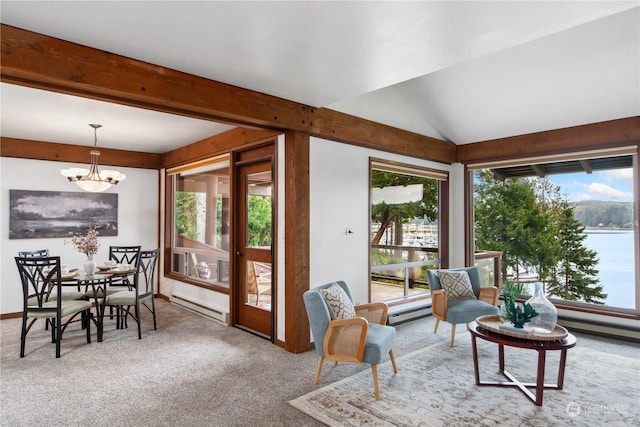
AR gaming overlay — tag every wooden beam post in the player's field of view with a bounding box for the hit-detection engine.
[284,130,311,353]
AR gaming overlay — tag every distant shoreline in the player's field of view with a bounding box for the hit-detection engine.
[584,227,633,233]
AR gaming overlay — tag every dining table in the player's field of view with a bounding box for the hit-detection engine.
[59,266,137,342]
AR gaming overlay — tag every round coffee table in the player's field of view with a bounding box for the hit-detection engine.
[468,320,577,406]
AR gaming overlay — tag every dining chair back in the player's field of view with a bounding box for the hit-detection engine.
[15,255,92,358]
[109,245,142,269]
[85,245,142,313]
[17,249,50,291]
[18,248,84,331]
[18,248,50,257]
[107,245,141,288]
[105,249,159,339]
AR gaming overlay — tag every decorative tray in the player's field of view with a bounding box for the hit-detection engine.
[475,315,568,341]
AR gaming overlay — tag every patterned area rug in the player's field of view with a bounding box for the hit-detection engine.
[290,334,639,426]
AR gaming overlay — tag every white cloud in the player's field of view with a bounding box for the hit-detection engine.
[583,182,631,200]
[601,168,633,184]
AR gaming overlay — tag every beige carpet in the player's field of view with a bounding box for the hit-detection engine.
[289,334,640,426]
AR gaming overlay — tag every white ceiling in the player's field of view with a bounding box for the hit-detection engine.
[1,1,638,153]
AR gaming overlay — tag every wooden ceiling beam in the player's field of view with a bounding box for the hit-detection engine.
[1,137,162,169]
[162,128,280,169]
[531,164,546,178]
[0,24,306,131]
[309,107,457,164]
[1,24,454,163]
[579,159,593,174]
[457,117,640,165]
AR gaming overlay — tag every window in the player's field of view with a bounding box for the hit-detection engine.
[369,159,448,302]
[167,155,230,290]
[471,150,638,313]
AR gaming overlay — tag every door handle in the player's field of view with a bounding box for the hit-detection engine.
[236,251,242,256]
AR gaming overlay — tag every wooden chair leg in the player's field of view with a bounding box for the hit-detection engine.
[450,324,457,347]
[389,349,398,374]
[314,357,324,385]
[434,318,440,333]
[372,364,380,400]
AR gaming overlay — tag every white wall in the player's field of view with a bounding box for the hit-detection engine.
[309,137,465,306]
[1,157,159,314]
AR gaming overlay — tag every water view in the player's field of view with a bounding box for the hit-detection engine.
[584,229,636,309]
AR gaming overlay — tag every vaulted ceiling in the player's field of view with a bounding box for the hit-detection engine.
[1,1,638,153]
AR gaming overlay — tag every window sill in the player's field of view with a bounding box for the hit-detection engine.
[165,272,230,294]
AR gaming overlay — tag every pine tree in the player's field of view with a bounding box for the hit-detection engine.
[476,173,606,304]
[546,201,606,303]
[474,171,548,279]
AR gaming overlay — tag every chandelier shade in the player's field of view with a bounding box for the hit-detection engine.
[60,124,126,192]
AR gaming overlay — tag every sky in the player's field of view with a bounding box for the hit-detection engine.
[545,168,634,203]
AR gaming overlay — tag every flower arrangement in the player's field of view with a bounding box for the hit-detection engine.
[67,226,100,259]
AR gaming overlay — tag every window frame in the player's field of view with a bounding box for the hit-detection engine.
[467,149,639,317]
[369,157,450,303]
[164,155,231,293]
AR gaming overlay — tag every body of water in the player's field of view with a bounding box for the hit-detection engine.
[583,229,636,309]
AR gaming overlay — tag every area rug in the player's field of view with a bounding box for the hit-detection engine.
[290,334,639,426]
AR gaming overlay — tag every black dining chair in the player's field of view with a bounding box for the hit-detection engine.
[18,249,85,331]
[85,245,141,317]
[15,255,92,358]
[105,249,159,339]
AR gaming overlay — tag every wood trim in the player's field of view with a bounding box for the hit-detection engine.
[457,117,640,165]
[310,107,457,163]
[0,312,22,320]
[162,128,281,169]
[284,130,311,353]
[156,169,162,295]
[163,172,174,280]
[439,179,450,269]
[1,137,162,169]
[464,164,474,266]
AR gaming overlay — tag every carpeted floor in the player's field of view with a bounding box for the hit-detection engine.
[290,334,640,426]
[1,299,638,426]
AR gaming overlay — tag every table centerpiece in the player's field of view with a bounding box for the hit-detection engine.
[67,225,100,274]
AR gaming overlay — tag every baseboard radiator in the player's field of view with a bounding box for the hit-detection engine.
[387,300,432,326]
[171,293,228,326]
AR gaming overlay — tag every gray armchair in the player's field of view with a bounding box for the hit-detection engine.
[303,281,398,400]
[427,266,499,347]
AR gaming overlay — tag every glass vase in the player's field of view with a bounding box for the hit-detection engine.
[498,302,510,324]
[526,282,557,333]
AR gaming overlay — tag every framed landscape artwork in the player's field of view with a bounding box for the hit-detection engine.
[9,189,118,239]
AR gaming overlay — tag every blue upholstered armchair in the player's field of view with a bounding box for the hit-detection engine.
[303,281,398,400]
[426,267,499,347]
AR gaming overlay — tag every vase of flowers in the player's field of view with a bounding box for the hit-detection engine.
[67,226,100,274]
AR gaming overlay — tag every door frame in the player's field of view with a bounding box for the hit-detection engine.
[231,142,277,340]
